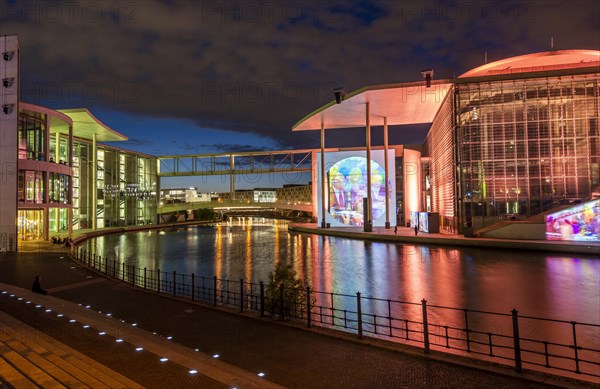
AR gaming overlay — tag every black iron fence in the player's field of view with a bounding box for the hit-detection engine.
[73,247,600,381]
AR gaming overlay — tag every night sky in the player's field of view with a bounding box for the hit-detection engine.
[2,0,599,189]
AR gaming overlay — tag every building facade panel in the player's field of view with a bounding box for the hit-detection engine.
[455,73,600,229]
[15,105,74,241]
[424,92,455,231]
[0,35,19,251]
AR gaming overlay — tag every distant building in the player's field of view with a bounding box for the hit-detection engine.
[276,184,312,203]
[161,187,214,203]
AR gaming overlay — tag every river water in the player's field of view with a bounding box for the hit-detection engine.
[83,218,600,377]
[84,219,599,322]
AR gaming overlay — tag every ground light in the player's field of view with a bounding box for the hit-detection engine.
[69,319,76,323]
[116,339,124,343]
[189,370,198,374]
[160,358,168,362]
[135,347,143,352]
[98,331,106,336]
[258,372,265,377]
[212,354,220,358]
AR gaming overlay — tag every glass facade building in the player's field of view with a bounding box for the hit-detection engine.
[424,51,600,231]
[15,104,158,243]
[455,74,599,228]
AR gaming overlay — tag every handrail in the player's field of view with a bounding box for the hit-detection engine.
[71,246,600,383]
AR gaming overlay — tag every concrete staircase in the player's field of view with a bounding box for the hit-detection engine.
[0,311,145,389]
[473,220,512,237]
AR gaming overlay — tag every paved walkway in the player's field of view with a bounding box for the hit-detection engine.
[2,249,596,388]
[289,224,600,255]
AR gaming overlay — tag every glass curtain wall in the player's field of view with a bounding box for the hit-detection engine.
[71,141,157,230]
[18,112,46,161]
[456,73,600,229]
[17,210,44,240]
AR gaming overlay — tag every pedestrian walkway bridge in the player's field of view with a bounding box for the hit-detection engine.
[157,149,313,177]
[158,200,312,214]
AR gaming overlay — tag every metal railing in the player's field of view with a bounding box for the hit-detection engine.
[73,247,600,382]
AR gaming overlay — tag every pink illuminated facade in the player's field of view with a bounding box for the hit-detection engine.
[294,50,600,232]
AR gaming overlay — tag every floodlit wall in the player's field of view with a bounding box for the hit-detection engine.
[403,148,421,225]
[545,199,599,242]
[424,91,455,231]
[317,150,396,227]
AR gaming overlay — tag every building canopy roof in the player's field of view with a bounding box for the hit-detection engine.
[59,108,128,142]
[460,50,600,78]
[293,50,599,132]
[292,80,452,131]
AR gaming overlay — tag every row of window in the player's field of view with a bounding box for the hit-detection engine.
[17,170,70,204]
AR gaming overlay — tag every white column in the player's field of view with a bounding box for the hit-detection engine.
[311,150,318,220]
[365,102,372,232]
[68,125,73,235]
[384,116,390,228]
[55,132,60,162]
[320,121,326,228]
[229,155,235,201]
[92,133,97,230]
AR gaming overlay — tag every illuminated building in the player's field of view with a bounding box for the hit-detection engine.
[15,104,157,242]
[294,50,599,233]
[1,36,156,249]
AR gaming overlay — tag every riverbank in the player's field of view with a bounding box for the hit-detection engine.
[1,251,593,388]
[288,223,600,255]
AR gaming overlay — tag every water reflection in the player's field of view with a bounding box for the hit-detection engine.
[85,218,600,324]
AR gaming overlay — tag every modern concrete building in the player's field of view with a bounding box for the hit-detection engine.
[293,50,600,233]
[0,33,157,250]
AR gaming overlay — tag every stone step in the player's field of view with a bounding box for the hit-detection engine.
[4,339,85,388]
[0,346,66,388]
[1,320,101,388]
[0,354,38,389]
[0,311,144,389]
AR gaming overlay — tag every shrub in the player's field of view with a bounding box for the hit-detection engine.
[265,263,306,320]
[193,208,216,221]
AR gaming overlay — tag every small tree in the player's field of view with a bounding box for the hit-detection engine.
[266,263,306,320]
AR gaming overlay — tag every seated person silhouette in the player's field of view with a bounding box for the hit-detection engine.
[32,275,48,295]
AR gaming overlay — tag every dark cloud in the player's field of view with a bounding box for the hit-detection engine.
[3,0,599,150]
